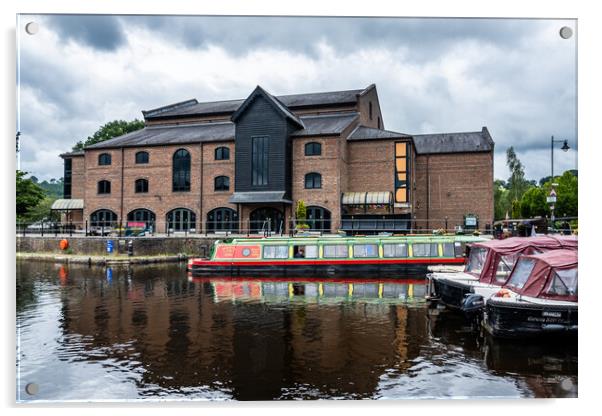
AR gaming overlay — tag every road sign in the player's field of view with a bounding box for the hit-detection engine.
[106,240,114,253]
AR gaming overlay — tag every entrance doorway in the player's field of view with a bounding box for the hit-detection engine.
[249,207,284,234]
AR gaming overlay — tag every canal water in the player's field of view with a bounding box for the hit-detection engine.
[16,260,577,401]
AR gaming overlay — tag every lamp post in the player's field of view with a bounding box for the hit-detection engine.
[549,136,570,231]
[550,135,570,180]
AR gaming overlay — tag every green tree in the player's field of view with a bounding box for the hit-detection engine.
[16,170,46,222]
[520,186,547,218]
[72,119,145,150]
[552,170,578,217]
[295,200,307,224]
[493,179,511,220]
[23,196,59,223]
[506,146,530,202]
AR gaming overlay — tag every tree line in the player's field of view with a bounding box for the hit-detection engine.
[494,146,577,221]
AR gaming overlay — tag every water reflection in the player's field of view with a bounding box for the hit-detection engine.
[16,261,577,401]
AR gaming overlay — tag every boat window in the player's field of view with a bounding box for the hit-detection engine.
[506,258,536,290]
[454,242,464,257]
[353,244,379,258]
[412,243,438,257]
[495,254,520,283]
[442,243,455,257]
[548,268,578,296]
[383,243,408,258]
[263,245,289,259]
[465,247,487,274]
[323,245,349,258]
[293,245,318,259]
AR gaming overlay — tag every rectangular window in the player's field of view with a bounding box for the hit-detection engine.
[353,244,379,258]
[412,243,438,257]
[63,158,72,199]
[454,242,464,257]
[383,243,408,258]
[293,245,318,259]
[442,243,455,258]
[323,245,349,258]
[395,141,409,203]
[252,136,268,186]
[263,245,289,259]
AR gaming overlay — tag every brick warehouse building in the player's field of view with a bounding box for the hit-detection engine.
[56,84,494,234]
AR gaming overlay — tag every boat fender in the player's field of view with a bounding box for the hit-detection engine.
[494,289,512,298]
[59,239,69,250]
[461,293,485,314]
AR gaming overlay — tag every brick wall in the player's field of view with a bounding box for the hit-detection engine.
[83,145,203,230]
[291,136,341,230]
[413,152,494,231]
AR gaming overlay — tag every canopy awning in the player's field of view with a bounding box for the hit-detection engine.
[229,191,293,204]
[342,192,392,205]
[51,199,84,210]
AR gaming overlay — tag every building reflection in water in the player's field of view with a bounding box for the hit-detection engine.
[16,261,577,400]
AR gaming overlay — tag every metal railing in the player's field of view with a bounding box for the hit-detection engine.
[16,217,574,238]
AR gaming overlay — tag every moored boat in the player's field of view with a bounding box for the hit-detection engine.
[482,249,577,338]
[187,234,486,277]
[426,236,577,311]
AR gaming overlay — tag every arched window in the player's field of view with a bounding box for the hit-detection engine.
[306,206,332,232]
[304,172,322,189]
[135,179,149,193]
[304,142,322,156]
[166,208,196,232]
[98,153,112,166]
[135,151,149,164]
[207,207,238,233]
[127,209,156,228]
[172,149,191,192]
[90,209,117,227]
[215,147,230,160]
[97,180,111,194]
[214,176,230,191]
[369,101,373,120]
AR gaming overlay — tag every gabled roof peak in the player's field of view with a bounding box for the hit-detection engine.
[231,85,305,129]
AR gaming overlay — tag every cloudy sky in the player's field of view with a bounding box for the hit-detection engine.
[17,15,577,182]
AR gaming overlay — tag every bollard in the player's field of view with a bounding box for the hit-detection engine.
[41,221,44,237]
[127,240,134,257]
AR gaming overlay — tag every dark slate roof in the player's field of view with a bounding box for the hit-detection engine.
[84,122,235,149]
[86,113,360,149]
[229,191,293,204]
[143,86,367,120]
[412,127,494,154]
[60,150,85,157]
[231,86,304,129]
[348,126,410,141]
[291,113,359,137]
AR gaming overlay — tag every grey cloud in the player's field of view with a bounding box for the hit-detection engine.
[18,15,577,181]
[124,16,549,58]
[45,15,126,51]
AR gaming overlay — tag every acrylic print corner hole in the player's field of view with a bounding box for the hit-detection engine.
[16,14,578,402]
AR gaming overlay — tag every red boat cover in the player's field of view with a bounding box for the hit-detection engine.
[505,249,578,302]
[468,236,578,285]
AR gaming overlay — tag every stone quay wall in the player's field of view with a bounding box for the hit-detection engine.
[16,236,220,257]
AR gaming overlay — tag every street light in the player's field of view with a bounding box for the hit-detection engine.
[549,136,570,232]
[551,135,570,180]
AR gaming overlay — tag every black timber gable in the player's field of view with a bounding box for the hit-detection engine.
[231,87,303,200]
